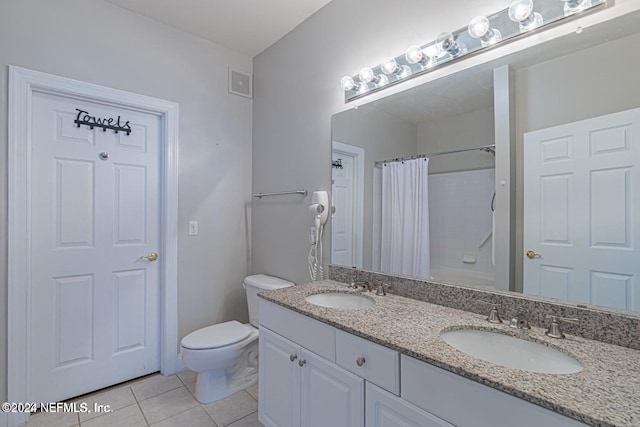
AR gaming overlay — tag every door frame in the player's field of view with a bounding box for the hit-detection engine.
[331,141,364,269]
[7,66,180,425]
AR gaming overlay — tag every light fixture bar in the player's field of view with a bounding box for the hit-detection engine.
[341,0,605,102]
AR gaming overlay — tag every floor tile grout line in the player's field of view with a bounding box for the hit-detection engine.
[177,381,222,426]
[218,391,257,427]
[131,385,152,426]
[139,384,201,426]
[201,406,220,427]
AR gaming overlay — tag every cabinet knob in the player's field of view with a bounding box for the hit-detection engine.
[298,359,306,367]
[289,354,297,362]
[356,357,366,367]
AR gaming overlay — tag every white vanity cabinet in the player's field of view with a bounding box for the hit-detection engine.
[366,382,454,427]
[401,355,588,427]
[259,299,588,427]
[259,302,364,427]
[259,327,300,427]
[336,330,400,395]
[300,346,364,427]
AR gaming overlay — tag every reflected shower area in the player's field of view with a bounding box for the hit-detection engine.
[372,146,496,286]
[331,72,498,288]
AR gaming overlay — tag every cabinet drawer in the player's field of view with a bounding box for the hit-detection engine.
[401,355,587,427]
[259,299,335,362]
[336,330,399,395]
[366,382,453,427]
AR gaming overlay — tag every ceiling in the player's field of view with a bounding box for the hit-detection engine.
[103,0,333,57]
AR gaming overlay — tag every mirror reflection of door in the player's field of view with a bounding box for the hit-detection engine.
[524,107,640,311]
[331,142,364,268]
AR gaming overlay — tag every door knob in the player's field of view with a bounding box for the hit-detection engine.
[289,354,298,362]
[356,357,366,367]
[140,252,159,262]
[298,359,306,367]
[526,250,541,259]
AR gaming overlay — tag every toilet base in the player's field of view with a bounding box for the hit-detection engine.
[190,337,259,404]
[194,367,258,403]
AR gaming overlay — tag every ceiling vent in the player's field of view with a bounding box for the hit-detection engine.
[229,68,252,99]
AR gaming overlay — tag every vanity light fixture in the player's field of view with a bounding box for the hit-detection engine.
[340,75,358,91]
[468,16,502,47]
[405,45,435,68]
[562,0,593,16]
[435,32,466,57]
[509,0,544,31]
[339,0,605,102]
[381,57,412,78]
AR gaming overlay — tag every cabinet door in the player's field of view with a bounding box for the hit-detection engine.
[259,328,301,427]
[300,348,364,427]
[366,383,453,427]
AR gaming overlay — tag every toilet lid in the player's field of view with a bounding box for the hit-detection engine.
[181,320,251,350]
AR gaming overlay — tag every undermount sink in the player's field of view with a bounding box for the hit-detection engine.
[305,292,375,309]
[440,329,583,374]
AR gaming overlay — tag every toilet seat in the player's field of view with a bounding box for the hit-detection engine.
[181,320,251,350]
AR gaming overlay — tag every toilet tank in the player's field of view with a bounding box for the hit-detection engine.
[244,274,294,327]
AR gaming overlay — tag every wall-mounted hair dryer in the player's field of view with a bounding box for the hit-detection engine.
[309,191,329,225]
[308,191,329,281]
[309,203,325,228]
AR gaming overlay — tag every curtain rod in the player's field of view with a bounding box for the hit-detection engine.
[374,144,495,167]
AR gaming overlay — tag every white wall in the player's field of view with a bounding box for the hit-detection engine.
[252,0,506,284]
[332,108,417,270]
[0,0,253,401]
[417,107,495,174]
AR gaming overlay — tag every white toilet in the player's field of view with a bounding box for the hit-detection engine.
[180,274,294,403]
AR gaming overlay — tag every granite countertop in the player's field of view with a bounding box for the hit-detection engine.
[258,280,640,427]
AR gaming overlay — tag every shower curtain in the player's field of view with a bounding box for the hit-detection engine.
[380,158,431,278]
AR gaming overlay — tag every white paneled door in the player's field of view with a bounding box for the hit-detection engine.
[523,107,640,311]
[29,91,161,403]
[331,141,364,269]
[331,152,355,267]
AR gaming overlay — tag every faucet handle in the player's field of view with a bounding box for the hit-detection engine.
[375,283,390,296]
[545,315,579,339]
[477,300,503,324]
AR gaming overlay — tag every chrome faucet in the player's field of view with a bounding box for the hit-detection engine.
[509,314,531,329]
[349,281,371,292]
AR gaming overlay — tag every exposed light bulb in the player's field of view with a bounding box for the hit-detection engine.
[357,82,369,95]
[398,65,412,79]
[405,45,434,68]
[508,0,543,31]
[405,45,423,64]
[340,75,356,91]
[467,16,502,47]
[435,32,465,57]
[359,67,375,84]
[561,0,592,16]
[381,57,398,74]
[377,74,389,87]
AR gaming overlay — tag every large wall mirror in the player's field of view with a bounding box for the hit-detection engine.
[330,9,640,314]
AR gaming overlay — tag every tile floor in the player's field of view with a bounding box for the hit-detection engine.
[25,371,264,427]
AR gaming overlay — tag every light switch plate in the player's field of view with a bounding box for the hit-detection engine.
[189,221,198,236]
